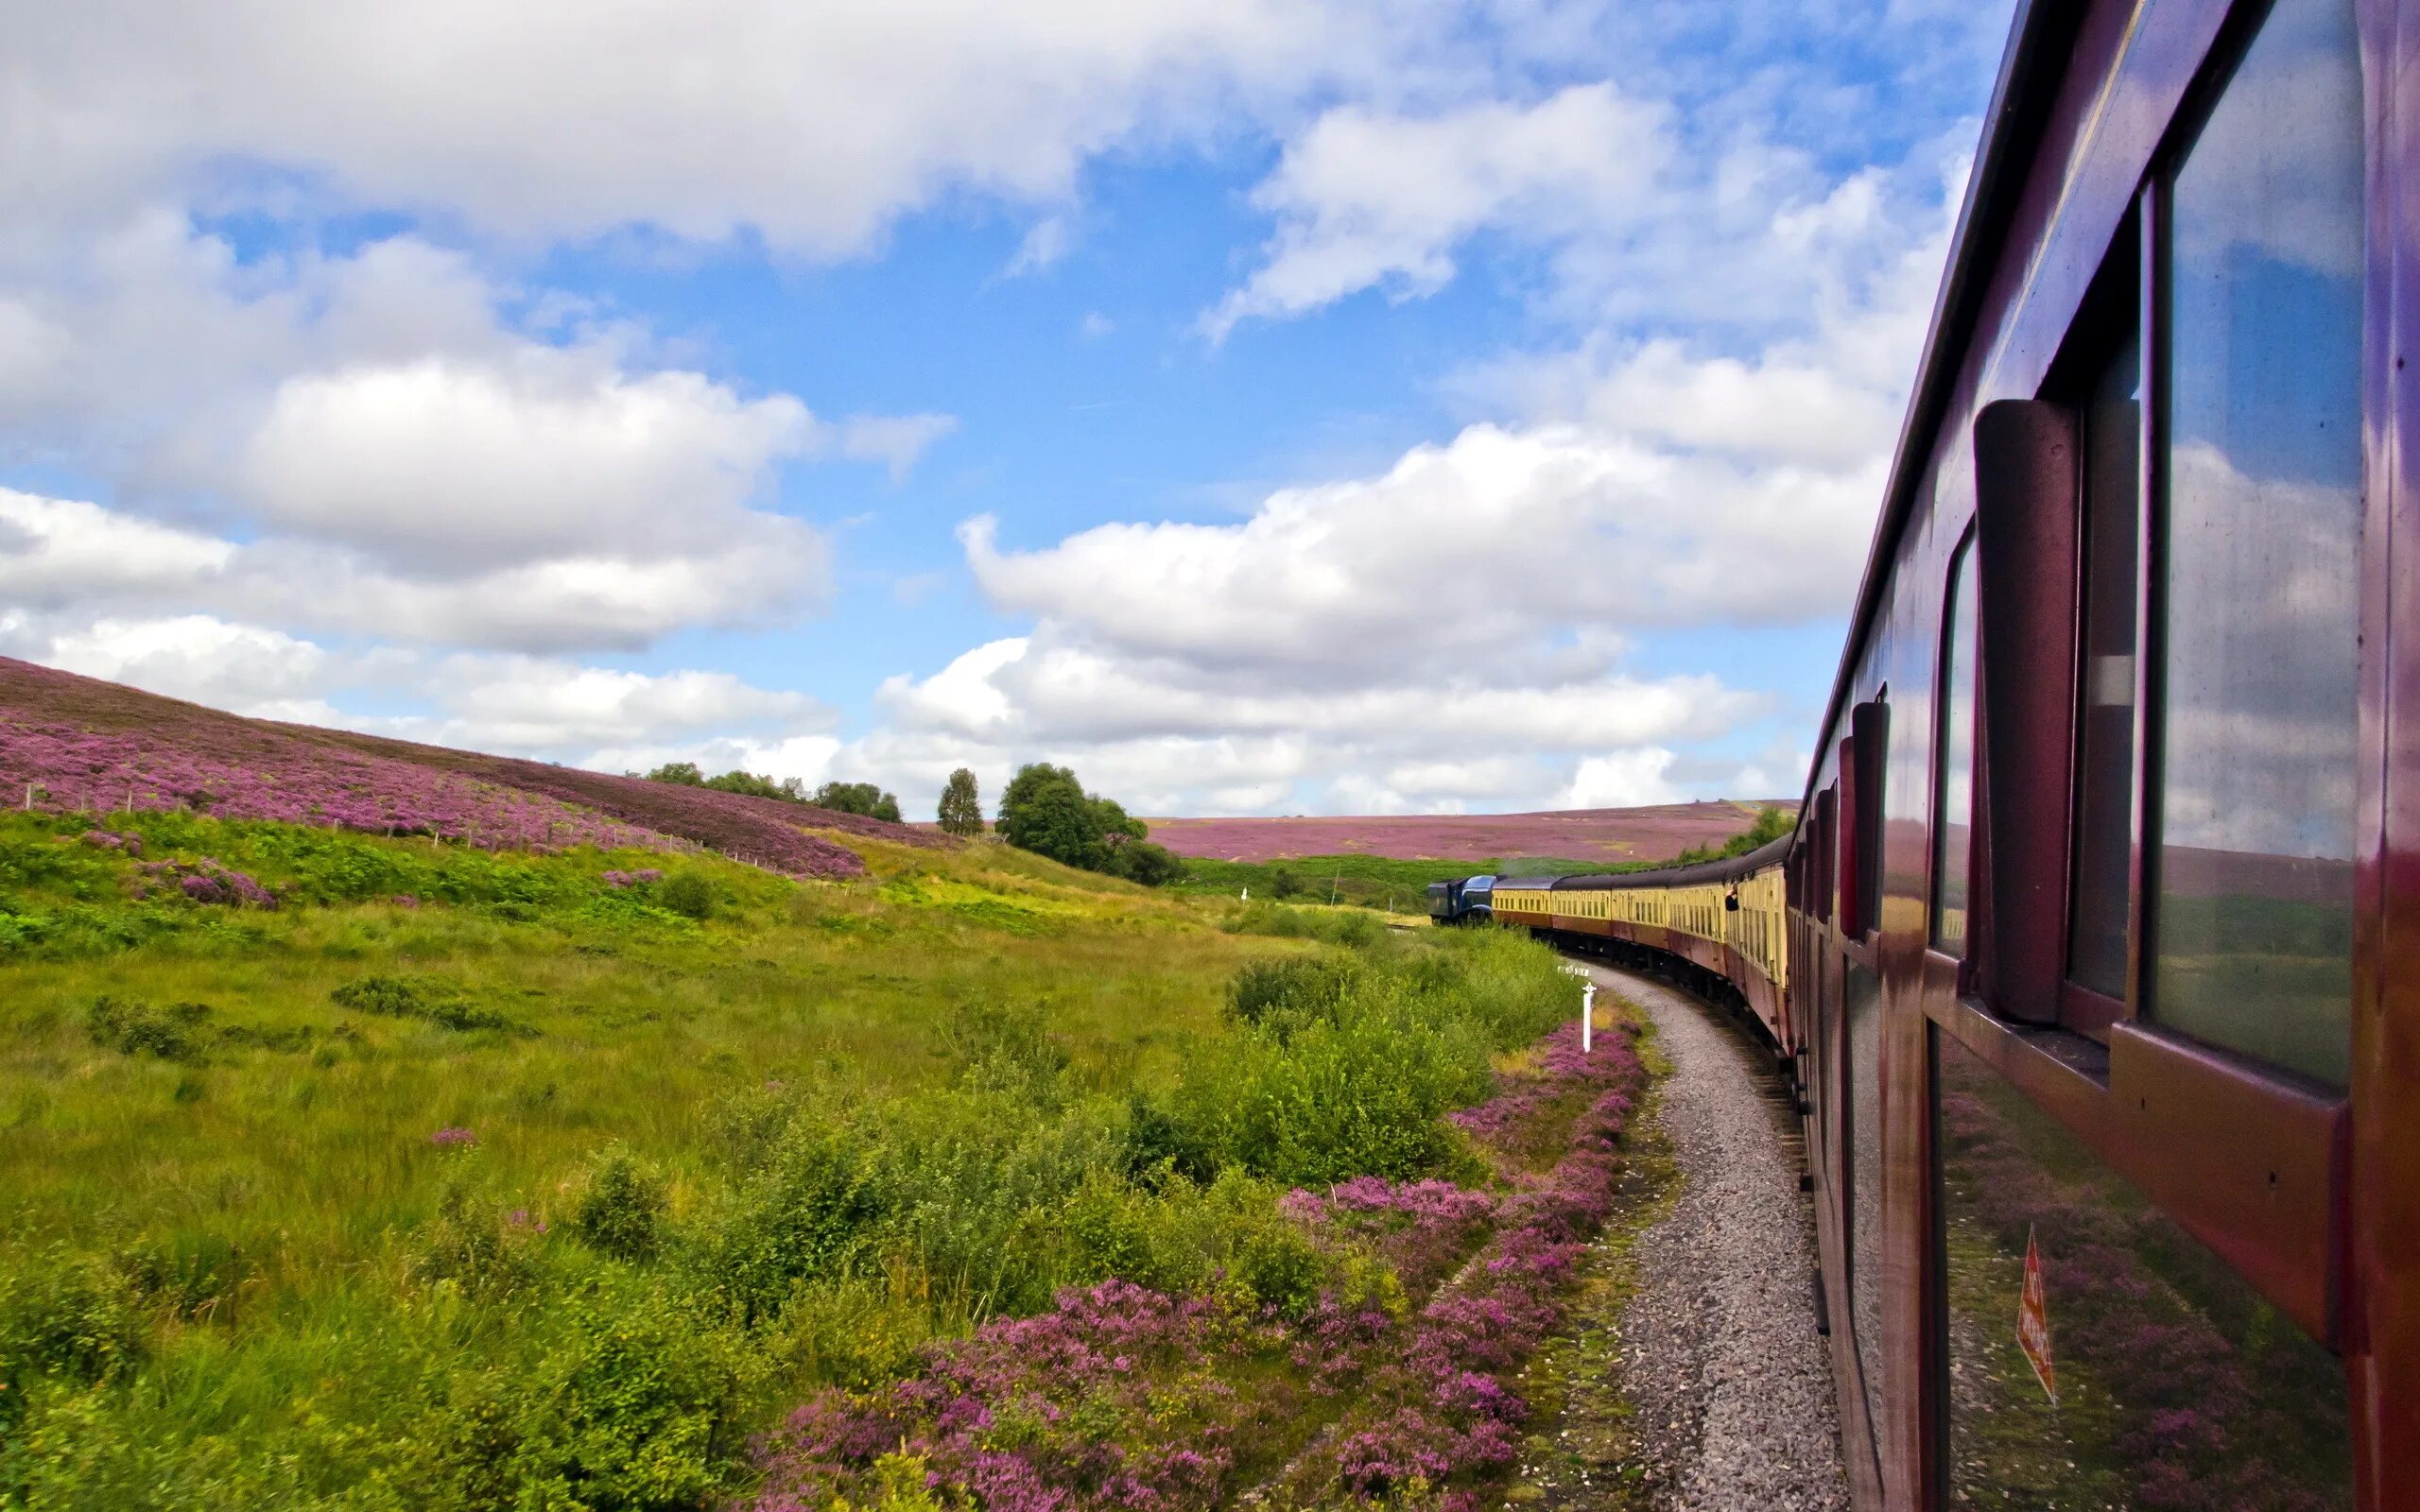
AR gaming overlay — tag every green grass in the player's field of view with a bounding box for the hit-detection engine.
[0,812,1582,1508]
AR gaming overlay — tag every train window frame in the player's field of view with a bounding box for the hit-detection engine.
[2041,203,2149,1040]
[1931,534,1979,959]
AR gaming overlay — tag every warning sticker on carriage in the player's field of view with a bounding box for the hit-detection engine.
[2017,1225,2056,1404]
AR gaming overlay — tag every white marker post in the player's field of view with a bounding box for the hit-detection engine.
[1582,980,1596,1054]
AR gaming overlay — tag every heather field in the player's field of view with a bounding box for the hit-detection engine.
[1146,801,1790,867]
[0,657,940,881]
[0,747,1655,1510]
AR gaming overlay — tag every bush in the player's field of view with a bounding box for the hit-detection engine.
[1226,955,1358,1027]
[573,1147,669,1263]
[415,1183,534,1297]
[331,973,528,1035]
[84,995,212,1062]
[0,1249,147,1388]
[655,872,716,920]
[704,1118,890,1324]
[1232,1219,1328,1319]
[503,1287,764,1511]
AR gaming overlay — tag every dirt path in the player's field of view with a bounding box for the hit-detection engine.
[1507,962,1847,1512]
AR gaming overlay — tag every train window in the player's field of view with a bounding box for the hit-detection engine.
[2152,0,2362,1087]
[1932,541,1978,955]
[1932,1027,2350,1506]
[2059,231,2144,1003]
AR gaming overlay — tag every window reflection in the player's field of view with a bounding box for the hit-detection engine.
[1934,546,1977,955]
[2154,0,2363,1087]
[1934,1030,2350,1507]
[1847,962,1885,1437]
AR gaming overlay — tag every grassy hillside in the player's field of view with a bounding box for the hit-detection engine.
[0,656,941,879]
[0,796,1651,1510]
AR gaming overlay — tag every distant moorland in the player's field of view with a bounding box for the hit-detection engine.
[1145,800,1793,866]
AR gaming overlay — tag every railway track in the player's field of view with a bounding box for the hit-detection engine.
[1522,960,1845,1511]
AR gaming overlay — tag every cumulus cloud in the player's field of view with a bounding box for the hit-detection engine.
[964,419,1875,669]
[0,217,969,650]
[0,608,837,767]
[1203,84,1671,338]
[893,103,1967,815]
[4,0,1417,256]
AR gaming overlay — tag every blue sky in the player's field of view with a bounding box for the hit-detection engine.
[0,0,2016,817]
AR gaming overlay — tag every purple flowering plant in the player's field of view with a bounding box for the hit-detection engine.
[752,1015,1650,1511]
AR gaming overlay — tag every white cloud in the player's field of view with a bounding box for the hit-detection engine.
[0,608,838,768]
[0,219,974,650]
[1564,748,1684,809]
[836,413,959,483]
[1005,217,1077,277]
[5,1,1412,257]
[0,488,827,653]
[230,357,815,570]
[1203,84,1671,338]
[964,420,1874,670]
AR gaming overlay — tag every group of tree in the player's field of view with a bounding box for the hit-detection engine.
[994,763,1184,886]
[640,763,903,823]
[635,759,1174,885]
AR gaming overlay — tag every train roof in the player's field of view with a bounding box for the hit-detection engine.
[1547,834,1791,891]
[1799,0,2070,821]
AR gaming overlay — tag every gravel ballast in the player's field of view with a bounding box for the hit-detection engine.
[1583,961,1848,1511]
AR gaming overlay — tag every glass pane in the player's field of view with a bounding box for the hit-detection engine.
[2069,329,2142,998]
[1935,1029,2351,1508]
[1934,548,1978,954]
[2155,0,2363,1087]
[1847,961,1885,1436]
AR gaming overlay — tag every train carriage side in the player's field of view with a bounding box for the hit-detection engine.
[1762,0,2412,1504]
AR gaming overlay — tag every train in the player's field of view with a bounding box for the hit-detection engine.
[1427,0,2415,1503]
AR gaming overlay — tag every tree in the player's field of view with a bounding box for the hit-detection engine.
[811,781,904,824]
[1108,839,1184,886]
[645,761,705,786]
[995,764,1180,886]
[937,768,984,836]
[702,769,789,801]
[995,765,1105,870]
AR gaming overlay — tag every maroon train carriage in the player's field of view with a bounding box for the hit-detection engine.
[1496,0,2418,1504]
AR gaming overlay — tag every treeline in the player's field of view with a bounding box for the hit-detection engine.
[636,761,1184,887]
[639,763,903,824]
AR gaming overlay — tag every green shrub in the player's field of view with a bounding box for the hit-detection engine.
[415,1183,533,1297]
[1232,1220,1328,1319]
[331,973,529,1035]
[1117,1094,1217,1189]
[84,995,212,1062]
[574,1147,669,1263]
[1225,956,1357,1027]
[656,871,716,920]
[504,1287,764,1511]
[705,1118,889,1323]
[0,1249,147,1388]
